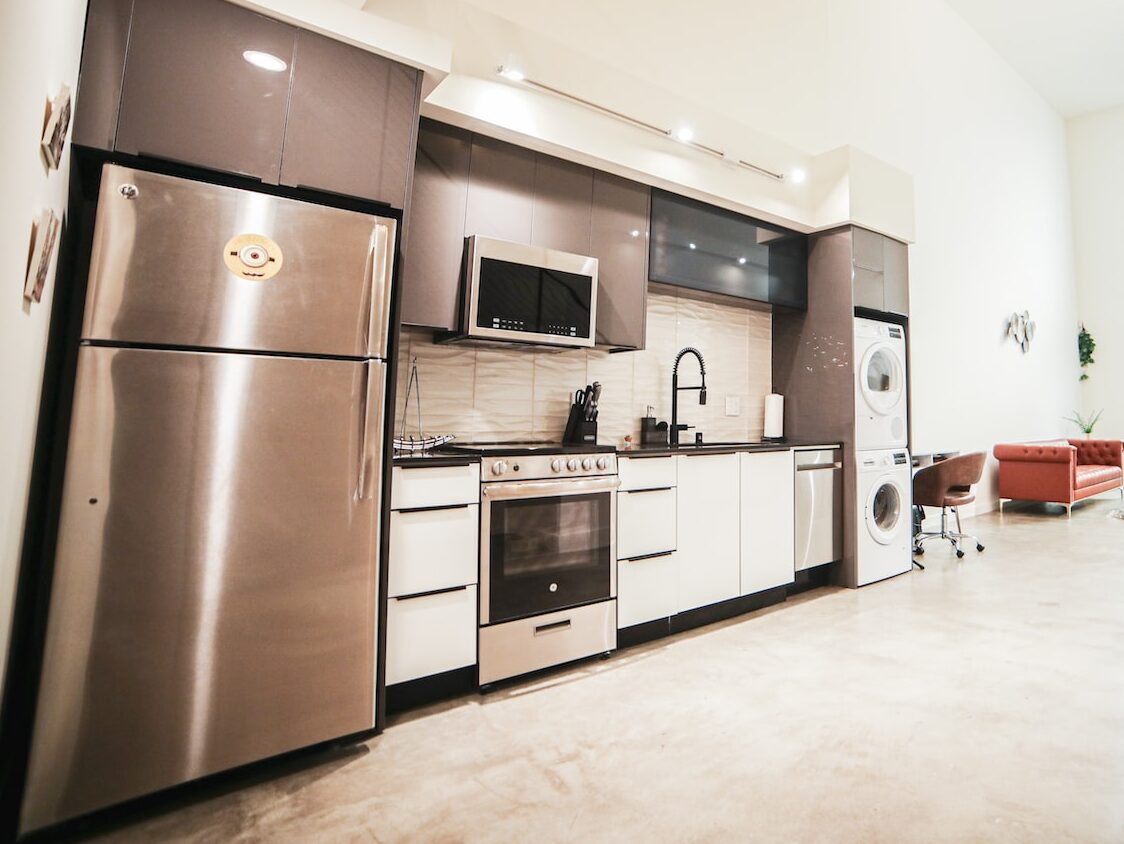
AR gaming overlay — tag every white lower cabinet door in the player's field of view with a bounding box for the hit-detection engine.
[740,450,796,595]
[617,487,676,560]
[676,453,741,612]
[385,585,477,686]
[388,504,478,598]
[617,551,677,628]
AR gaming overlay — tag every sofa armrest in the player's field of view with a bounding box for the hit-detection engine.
[1069,438,1123,468]
[993,443,1075,464]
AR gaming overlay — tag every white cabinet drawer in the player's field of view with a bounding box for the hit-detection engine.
[618,455,676,491]
[391,462,480,510]
[388,504,478,598]
[385,585,477,686]
[478,600,615,685]
[617,551,677,628]
[617,487,676,560]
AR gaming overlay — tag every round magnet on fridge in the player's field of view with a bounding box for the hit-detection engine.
[223,233,283,280]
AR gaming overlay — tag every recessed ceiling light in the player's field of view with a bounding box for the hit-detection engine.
[497,65,525,82]
[629,229,641,238]
[738,257,747,265]
[674,126,694,143]
[789,168,807,184]
[243,50,288,73]
[688,242,697,250]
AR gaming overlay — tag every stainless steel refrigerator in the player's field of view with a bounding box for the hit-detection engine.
[21,164,396,832]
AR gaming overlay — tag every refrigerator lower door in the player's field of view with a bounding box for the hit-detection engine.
[22,347,385,832]
[83,164,396,359]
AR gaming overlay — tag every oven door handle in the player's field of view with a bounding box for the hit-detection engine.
[482,476,620,500]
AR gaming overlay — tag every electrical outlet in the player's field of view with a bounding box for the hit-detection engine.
[725,396,741,417]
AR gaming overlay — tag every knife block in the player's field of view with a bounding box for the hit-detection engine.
[563,403,598,445]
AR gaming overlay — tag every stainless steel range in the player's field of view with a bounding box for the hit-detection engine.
[442,442,618,685]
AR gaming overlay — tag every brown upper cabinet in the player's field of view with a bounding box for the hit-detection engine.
[76,0,421,207]
[280,30,420,207]
[401,119,649,350]
[851,227,909,316]
[591,173,649,350]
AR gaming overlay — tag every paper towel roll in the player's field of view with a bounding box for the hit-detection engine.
[764,393,784,439]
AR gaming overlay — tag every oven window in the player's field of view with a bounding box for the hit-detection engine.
[488,491,611,624]
[476,258,593,340]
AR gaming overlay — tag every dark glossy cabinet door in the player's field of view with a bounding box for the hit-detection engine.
[531,157,593,255]
[591,173,649,349]
[883,236,909,315]
[72,0,133,150]
[281,30,420,206]
[850,227,909,316]
[649,188,807,310]
[401,120,473,330]
[116,0,296,182]
[464,134,536,243]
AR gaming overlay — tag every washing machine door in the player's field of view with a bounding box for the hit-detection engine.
[859,342,905,416]
[866,476,905,545]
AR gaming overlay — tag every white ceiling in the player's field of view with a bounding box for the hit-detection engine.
[944,0,1124,118]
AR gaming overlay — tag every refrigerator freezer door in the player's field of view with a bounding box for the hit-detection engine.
[83,164,397,359]
[22,347,385,832]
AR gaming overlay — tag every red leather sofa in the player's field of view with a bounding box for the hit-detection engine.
[992,439,1124,514]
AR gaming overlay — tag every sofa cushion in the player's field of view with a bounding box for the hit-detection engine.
[1075,464,1123,489]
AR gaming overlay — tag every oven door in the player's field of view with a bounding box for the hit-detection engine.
[481,476,617,625]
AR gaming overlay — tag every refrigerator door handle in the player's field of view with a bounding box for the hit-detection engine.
[365,222,395,359]
[356,362,385,501]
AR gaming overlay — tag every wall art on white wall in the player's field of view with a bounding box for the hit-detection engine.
[24,208,60,304]
[40,84,71,170]
[1007,310,1036,353]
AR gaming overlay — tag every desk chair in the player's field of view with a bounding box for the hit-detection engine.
[913,451,987,559]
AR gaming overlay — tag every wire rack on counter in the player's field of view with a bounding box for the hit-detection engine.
[392,356,455,452]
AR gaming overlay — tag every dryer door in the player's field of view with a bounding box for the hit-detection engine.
[865,476,906,546]
[859,342,905,416]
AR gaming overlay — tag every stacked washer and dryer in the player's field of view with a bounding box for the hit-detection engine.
[853,317,912,585]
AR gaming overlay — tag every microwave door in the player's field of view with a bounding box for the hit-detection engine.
[83,163,396,359]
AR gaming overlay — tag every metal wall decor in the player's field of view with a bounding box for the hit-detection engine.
[1007,310,1036,353]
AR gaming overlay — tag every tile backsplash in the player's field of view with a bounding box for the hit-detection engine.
[393,288,772,448]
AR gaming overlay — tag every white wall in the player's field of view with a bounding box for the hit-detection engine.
[379,0,1082,510]
[817,0,1081,510]
[1067,104,1124,440]
[0,0,89,690]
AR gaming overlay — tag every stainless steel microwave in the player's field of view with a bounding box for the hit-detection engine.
[460,236,599,348]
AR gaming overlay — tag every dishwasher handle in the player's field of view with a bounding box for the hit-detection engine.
[796,462,841,471]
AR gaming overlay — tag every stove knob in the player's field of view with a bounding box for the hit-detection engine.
[582,457,594,471]
[492,460,508,476]
[566,458,580,472]
[551,458,563,474]
[596,456,609,470]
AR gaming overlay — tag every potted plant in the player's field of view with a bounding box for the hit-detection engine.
[1066,409,1103,437]
[1078,324,1096,381]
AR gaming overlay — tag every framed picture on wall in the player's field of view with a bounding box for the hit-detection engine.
[24,208,61,304]
[40,84,72,170]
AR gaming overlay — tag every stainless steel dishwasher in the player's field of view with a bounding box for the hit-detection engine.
[794,448,843,571]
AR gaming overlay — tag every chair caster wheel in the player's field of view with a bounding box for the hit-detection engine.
[956,549,965,559]
[976,543,985,552]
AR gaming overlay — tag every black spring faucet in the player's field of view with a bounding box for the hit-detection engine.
[670,347,707,446]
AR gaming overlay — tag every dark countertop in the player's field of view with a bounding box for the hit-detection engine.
[617,439,841,457]
[392,450,481,468]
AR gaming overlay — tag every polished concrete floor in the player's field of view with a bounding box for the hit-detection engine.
[84,499,1124,843]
